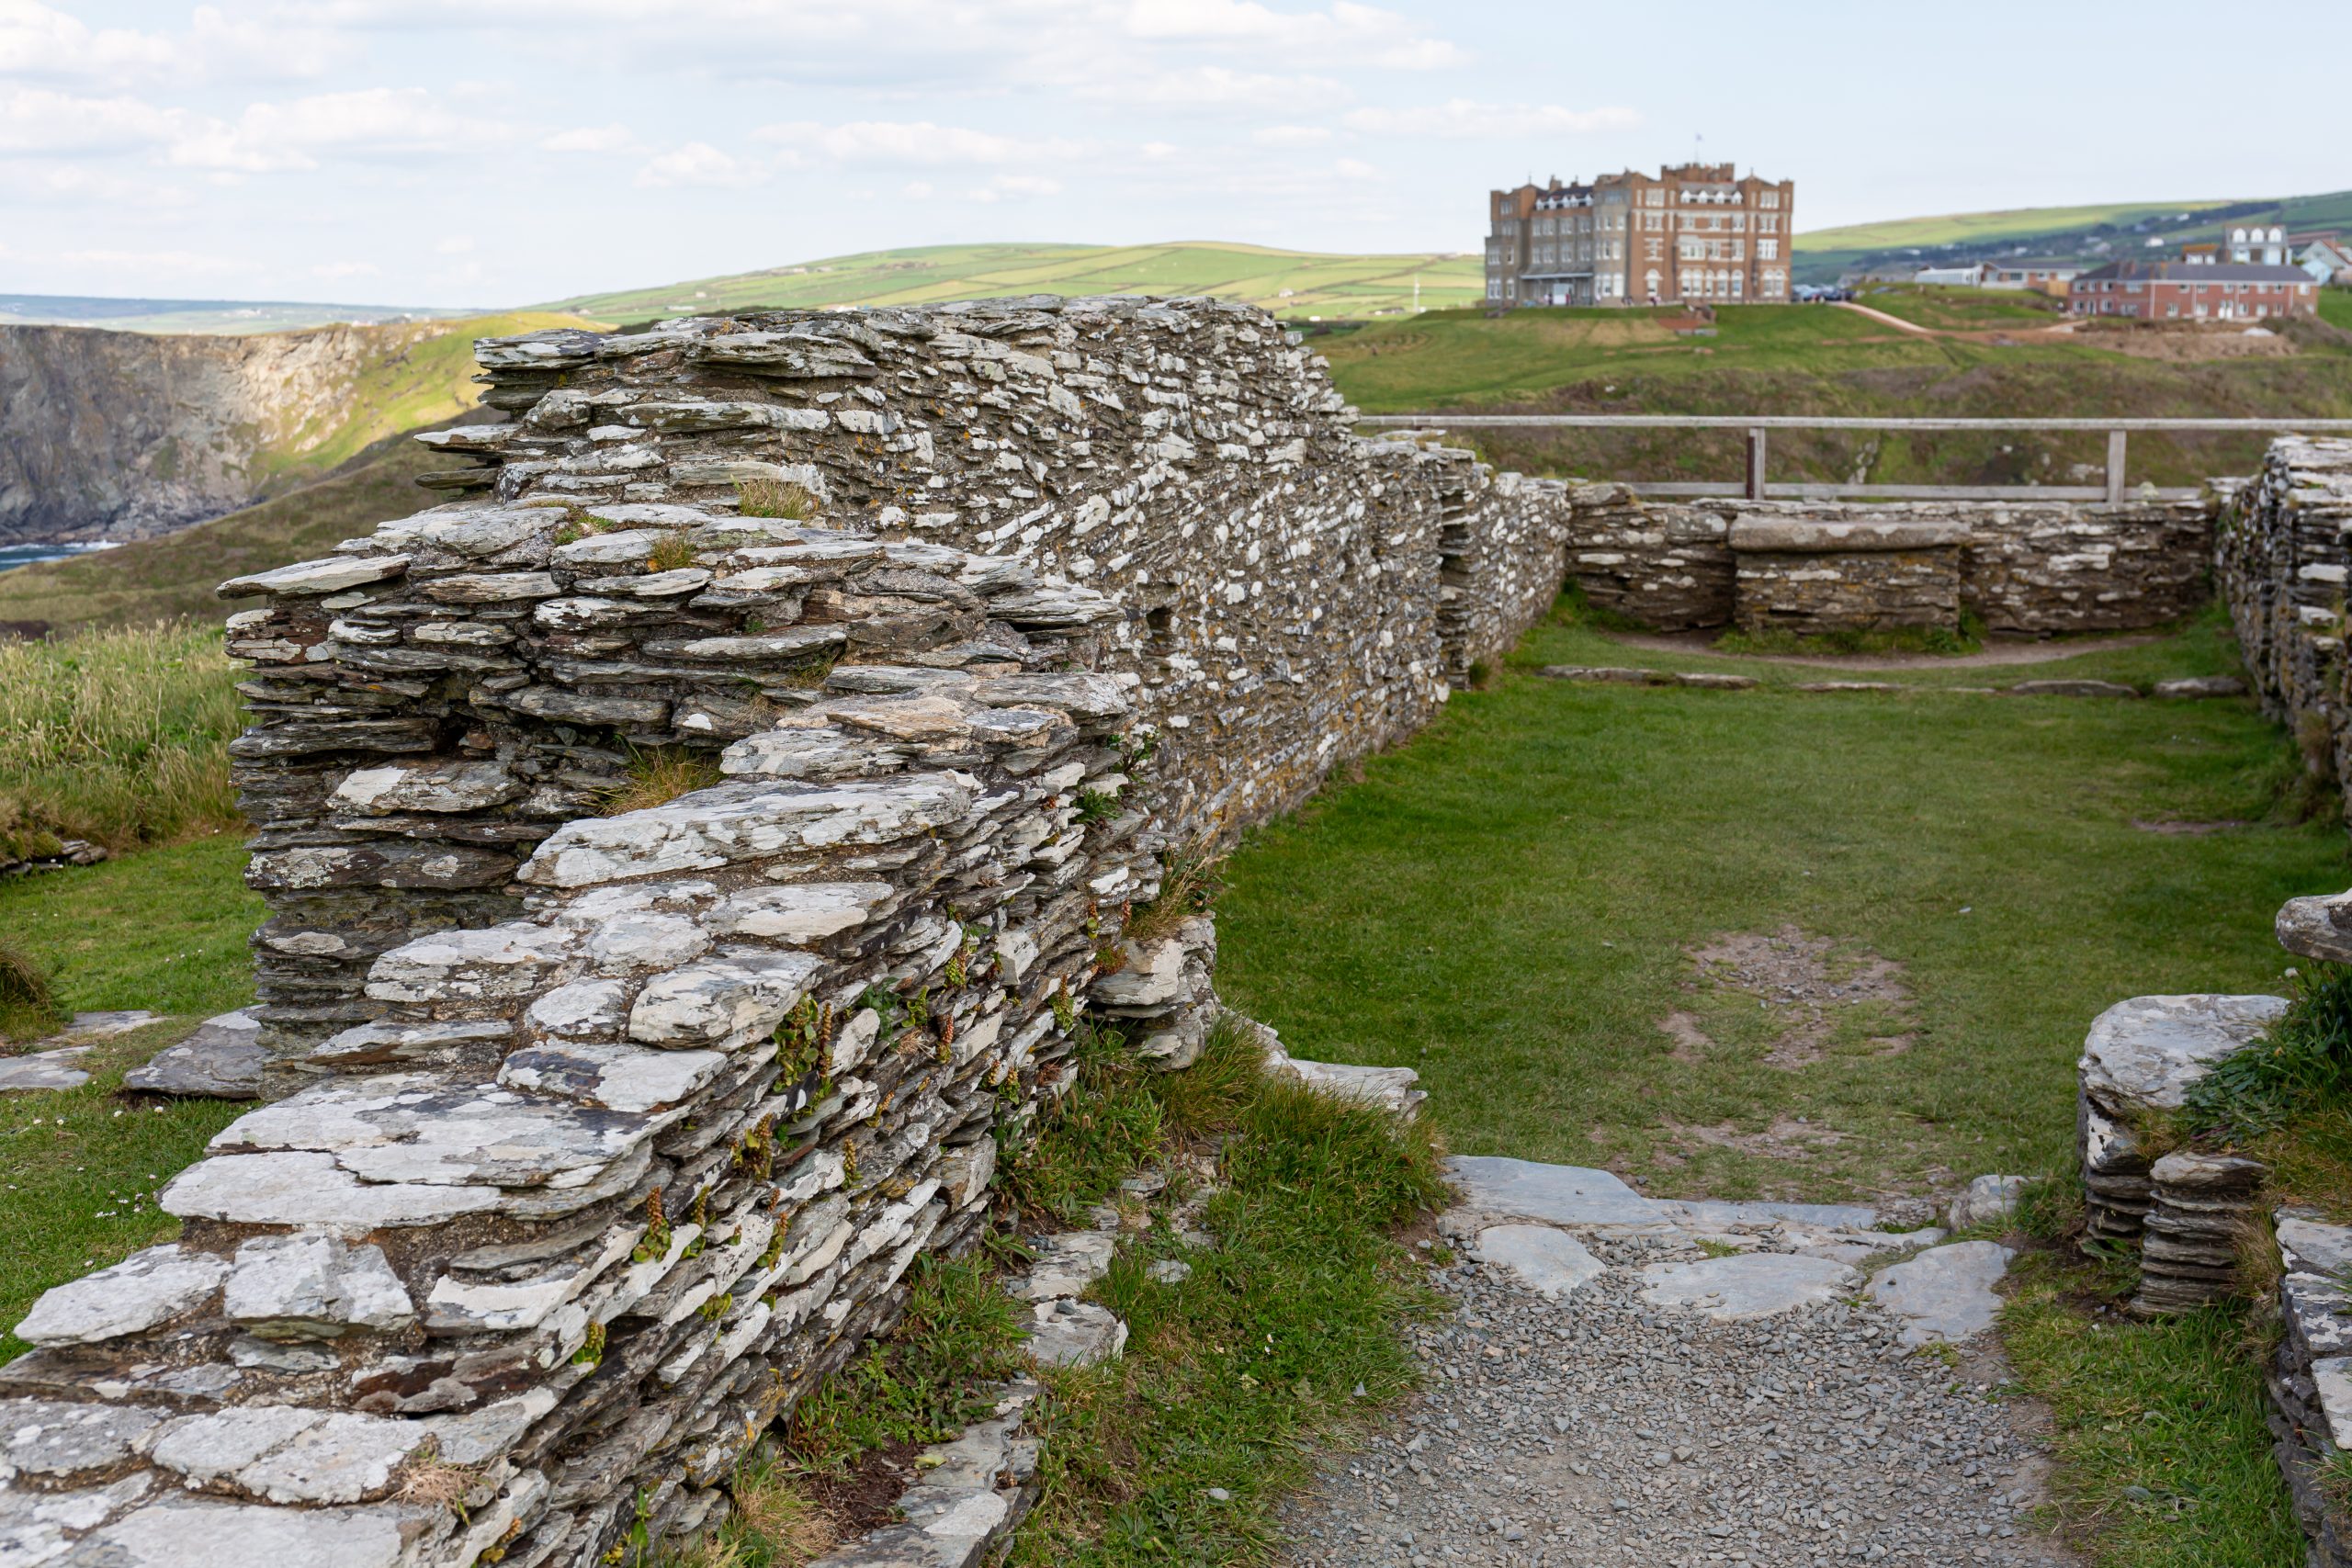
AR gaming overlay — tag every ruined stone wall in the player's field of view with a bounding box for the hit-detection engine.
[1560,494,2212,636]
[0,299,1585,1568]
[2216,438,2352,802]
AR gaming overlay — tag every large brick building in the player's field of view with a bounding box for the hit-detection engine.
[1485,162,1795,308]
[2066,259,2318,321]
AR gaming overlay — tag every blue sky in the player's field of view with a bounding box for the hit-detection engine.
[2,0,2344,307]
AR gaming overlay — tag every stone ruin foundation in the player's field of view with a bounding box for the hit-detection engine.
[0,295,2335,1567]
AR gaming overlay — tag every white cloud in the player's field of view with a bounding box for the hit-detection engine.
[633,141,769,188]
[0,87,186,156]
[311,259,379,277]
[1341,100,1639,139]
[168,88,508,172]
[435,234,476,254]
[1252,123,1332,147]
[541,122,635,153]
[758,118,1083,167]
[1078,63,1346,109]
[0,2,339,87]
[1124,0,1463,67]
[52,245,240,275]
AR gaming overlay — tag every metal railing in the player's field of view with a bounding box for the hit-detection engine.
[1352,413,2352,502]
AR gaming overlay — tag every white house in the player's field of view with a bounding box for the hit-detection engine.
[2227,225,2289,265]
[2299,237,2352,287]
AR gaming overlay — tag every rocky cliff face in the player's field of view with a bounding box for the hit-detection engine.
[0,319,465,546]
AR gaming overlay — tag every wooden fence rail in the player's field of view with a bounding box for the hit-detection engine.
[1352,413,2352,502]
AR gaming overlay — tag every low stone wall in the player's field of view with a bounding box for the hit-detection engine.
[2217,437,2352,809]
[2271,1213,2352,1568]
[1729,518,1964,635]
[1563,496,2212,637]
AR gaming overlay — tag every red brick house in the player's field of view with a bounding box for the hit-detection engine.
[2067,259,2318,321]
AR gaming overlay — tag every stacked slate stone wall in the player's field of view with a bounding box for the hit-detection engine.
[1559,494,2212,637]
[2216,437,2352,809]
[0,299,1583,1568]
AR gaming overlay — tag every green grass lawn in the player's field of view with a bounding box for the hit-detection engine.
[0,833,264,1356]
[1213,606,2343,1203]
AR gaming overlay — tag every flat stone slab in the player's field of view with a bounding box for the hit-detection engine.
[1866,1240,2014,1344]
[70,1010,161,1036]
[2153,675,2246,699]
[0,1045,93,1094]
[1473,1224,1606,1300]
[1019,1301,1126,1368]
[1447,1157,1666,1233]
[2278,1215,2352,1278]
[15,1244,228,1346]
[2079,994,2288,1113]
[124,1009,266,1099]
[1637,1253,1857,1321]
[2277,890,2352,964]
[1009,1231,1117,1303]
[1948,1174,2030,1232]
[1269,1053,1426,1117]
[2006,680,2139,698]
[72,1495,433,1568]
[1653,1198,1879,1231]
[1730,517,1970,553]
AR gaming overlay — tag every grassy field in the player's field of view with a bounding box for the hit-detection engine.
[1844,282,2065,330]
[1212,605,2341,1201]
[1316,302,2352,488]
[550,242,1482,325]
[0,621,243,858]
[0,834,262,1357]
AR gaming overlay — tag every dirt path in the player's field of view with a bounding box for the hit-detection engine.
[1603,629,2165,671]
[1828,301,2080,345]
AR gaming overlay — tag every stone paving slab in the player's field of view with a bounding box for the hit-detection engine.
[1638,1252,1859,1321]
[0,1045,94,1095]
[1445,1157,1669,1234]
[1867,1241,2015,1346]
[123,1009,266,1099]
[1472,1225,1606,1301]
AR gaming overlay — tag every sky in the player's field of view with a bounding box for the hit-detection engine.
[3,0,2347,308]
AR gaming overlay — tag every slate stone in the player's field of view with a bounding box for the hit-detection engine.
[1652,1198,1879,1231]
[1473,1224,1607,1300]
[2152,675,2246,699]
[223,1233,415,1340]
[2277,890,2352,964]
[521,774,971,886]
[1866,1240,2014,1344]
[628,951,825,1045]
[1018,1302,1126,1368]
[14,1244,228,1346]
[1637,1253,1857,1321]
[207,1075,652,1190]
[161,1151,506,1228]
[2278,1215,2352,1278]
[1447,1156,1667,1233]
[124,1009,266,1100]
[151,1406,431,1504]
[0,1398,167,1478]
[1008,1232,1116,1302]
[86,1495,433,1564]
[497,1041,729,1112]
[2078,993,2288,1113]
[0,1045,93,1094]
[218,555,410,599]
[1947,1174,2030,1232]
[2006,679,2140,698]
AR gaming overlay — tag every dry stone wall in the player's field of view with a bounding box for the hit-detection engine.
[0,299,1578,1568]
[1563,495,2211,637]
[2217,437,2352,810]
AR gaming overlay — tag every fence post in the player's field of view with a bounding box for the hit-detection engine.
[2105,429,2127,504]
[1746,427,1768,501]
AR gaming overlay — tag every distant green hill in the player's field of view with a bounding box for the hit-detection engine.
[548,242,1484,324]
[1793,190,2352,284]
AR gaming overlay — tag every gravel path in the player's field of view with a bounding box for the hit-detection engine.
[1278,1163,2074,1568]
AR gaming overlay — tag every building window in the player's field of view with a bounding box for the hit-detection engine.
[1758,239,1779,261]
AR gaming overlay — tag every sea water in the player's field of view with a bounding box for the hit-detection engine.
[0,541,118,573]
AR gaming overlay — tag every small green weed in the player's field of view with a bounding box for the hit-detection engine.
[647,533,699,573]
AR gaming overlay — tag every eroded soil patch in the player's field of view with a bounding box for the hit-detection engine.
[1673,924,1911,1068]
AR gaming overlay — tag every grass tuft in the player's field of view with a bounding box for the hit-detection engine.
[601,746,726,817]
[740,479,819,521]
[647,532,699,573]
[0,941,66,1044]
[1125,847,1224,947]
